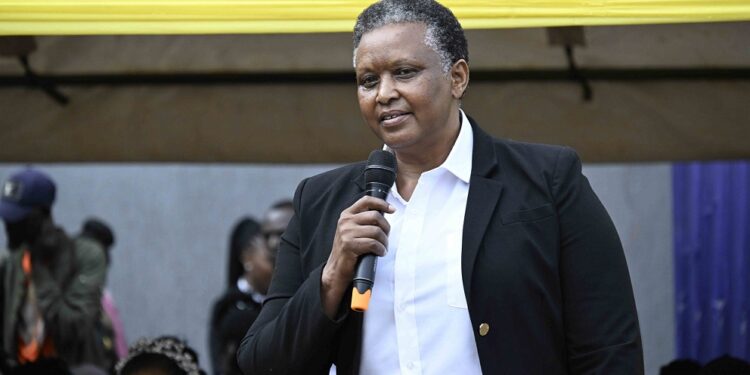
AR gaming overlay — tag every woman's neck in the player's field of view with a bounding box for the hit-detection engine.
[393,123,461,201]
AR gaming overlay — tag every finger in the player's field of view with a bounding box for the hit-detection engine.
[340,223,388,247]
[351,211,391,234]
[351,238,387,257]
[349,225,388,248]
[349,195,394,214]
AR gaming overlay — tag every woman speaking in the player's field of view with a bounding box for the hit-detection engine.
[237,1,643,374]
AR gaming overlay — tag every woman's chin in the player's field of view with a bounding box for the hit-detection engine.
[375,128,417,149]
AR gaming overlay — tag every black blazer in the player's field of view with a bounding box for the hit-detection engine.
[238,119,644,375]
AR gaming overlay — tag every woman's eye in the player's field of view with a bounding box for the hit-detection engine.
[359,76,378,89]
[395,68,417,77]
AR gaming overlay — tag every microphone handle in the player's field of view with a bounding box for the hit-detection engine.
[351,181,390,312]
[351,254,377,312]
[365,181,391,201]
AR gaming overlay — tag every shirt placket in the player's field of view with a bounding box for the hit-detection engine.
[394,173,437,374]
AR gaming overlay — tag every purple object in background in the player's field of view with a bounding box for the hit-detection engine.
[673,161,750,362]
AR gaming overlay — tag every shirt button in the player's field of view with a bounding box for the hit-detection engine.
[479,323,490,336]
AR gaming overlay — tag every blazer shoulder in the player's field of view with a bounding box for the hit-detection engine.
[494,138,576,168]
[293,162,366,209]
[489,137,582,201]
[468,115,577,170]
[303,162,365,192]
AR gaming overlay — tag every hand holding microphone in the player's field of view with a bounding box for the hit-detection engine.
[352,150,397,311]
[320,150,397,318]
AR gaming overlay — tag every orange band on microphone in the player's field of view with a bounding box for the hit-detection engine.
[351,288,372,312]
[22,250,32,275]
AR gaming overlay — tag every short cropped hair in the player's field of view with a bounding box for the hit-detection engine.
[353,0,468,72]
[269,199,293,211]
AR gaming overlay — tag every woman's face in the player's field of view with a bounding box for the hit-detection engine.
[355,22,467,155]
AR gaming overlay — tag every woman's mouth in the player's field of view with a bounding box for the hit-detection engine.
[380,112,411,127]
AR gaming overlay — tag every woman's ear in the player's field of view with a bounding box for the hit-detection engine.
[450,59,470,99]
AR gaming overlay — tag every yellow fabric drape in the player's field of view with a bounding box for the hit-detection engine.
[1,1,749,36]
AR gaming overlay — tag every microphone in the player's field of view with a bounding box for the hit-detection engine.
[351,150,397,312]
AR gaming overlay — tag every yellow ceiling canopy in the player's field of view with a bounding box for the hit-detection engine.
[1,1,749,35]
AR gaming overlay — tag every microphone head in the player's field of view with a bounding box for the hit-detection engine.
[364,150,397,186]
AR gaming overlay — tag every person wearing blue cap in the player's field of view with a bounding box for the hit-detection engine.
[0,168,109,372]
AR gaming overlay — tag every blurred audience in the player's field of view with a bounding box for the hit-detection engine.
[661,359,702,375]
[662,355,750,375]
[207,200,293,375]
[260,200,294,255]
[208,217,272,375]
[223,218,263,294]
[115,336,205,375]
[0,168,108,372]
[78,217,128,371]
[8,357,72,375]
[700,355,750,375]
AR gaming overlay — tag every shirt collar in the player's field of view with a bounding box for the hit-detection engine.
[441,109,473,183]
[381,109,473,184]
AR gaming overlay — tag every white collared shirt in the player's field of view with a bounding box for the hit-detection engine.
[360,110,482,375]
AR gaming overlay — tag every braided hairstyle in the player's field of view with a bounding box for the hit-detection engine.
[116,336,205,375]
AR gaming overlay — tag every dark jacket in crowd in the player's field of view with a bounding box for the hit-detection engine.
[209,287,262,375]
[0,228,108,370]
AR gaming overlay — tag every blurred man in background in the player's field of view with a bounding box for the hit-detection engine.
[260,200,294,255]
[0,168,107,372]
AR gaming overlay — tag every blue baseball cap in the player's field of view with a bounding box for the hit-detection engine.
[0,168,56,223]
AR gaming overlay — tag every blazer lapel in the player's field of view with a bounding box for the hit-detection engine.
[462,119,503,304]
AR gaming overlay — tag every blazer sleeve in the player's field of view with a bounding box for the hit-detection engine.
[237,177,350,375]
[553,147,644,374]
